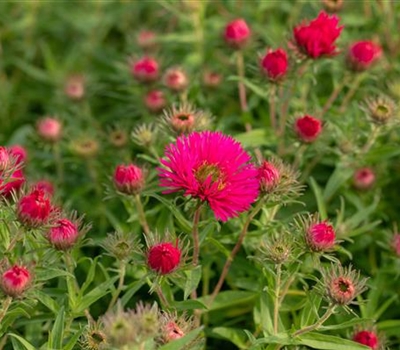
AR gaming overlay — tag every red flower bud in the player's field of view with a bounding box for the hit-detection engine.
[353,330,379,350]
[131,57,159,83]
[137,30,157,50]
[33,180,54,198]
[8,145,27,166]
[306,221,336,251]
[294,115,322,142]
[64,75,85,100]
[48,218,79,250]
[1,265,31,297]
[224,19,251,49]
[17,189,52,228]
[391,233,400,257]
[203,71,222,88]
[144,90,166,113]
[293,11,343,59]
[258,161,280,193]
[353,167,375,190]
[37,117,62,142]
[163,68,189,92]
[147,242,181,274]
[0,169,25,198]
[260,48,289,81]
[0,146,10,171]
[347,40,382,72]
[114,164,145,195]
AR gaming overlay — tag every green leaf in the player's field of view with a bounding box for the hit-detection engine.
[159,327,203,350]
[323,165,353,202]
[184,266,202,300]
[234,129,273,148]
[254,291,274,335]
[209,327,248,349]
[33,290,60,313]
[204,291,257,311]
[8,334,36,350]
[309,177,327,220]
[120,279,146,308]
[80,256,100,295]
[206,237,230,258]
[35,268,73,282]
[228,76,268,99]
[62,328,85,350]
[300,292,322,328]
[320,317,372,331]
[297,332,370,349]
[171,299,207,311]
[48,306,65,349]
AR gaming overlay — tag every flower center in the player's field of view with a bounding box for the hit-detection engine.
[194,162,225,189]
[376,104,389,116]
[176,113,191,122]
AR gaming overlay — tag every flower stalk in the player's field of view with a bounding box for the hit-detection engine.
[293,303,336,337]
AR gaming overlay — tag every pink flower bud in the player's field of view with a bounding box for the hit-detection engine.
[144,90,166,113]
[0,147,10,171]
[131,57,159,83]
[163,68,188,92]
[36,117,62,142]
[353,167,375,190]
[293,11,343,59]
[306,221,336,251]
[294,115,322,143]
[33,180,54,198]
[8,145,27,165]
[260,48,289,81]
[64,75,85,100]
[0,169,25,198]
[224,19,251,49]
[17,189,52,228]
[137,30,157,50]
[391,233,400,257]
[258,161,280,193]
[114,164,145,195]
[48,218,79,250]
[347,41,382,72]
[147,242,181,274]
[203,71,222,88]
[353,330,379,350]
[164,321,185,342]
[1,265,31,297]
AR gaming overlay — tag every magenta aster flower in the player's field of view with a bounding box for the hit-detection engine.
[158,131,259,221]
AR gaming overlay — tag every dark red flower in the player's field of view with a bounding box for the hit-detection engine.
[131,57,159,83]
[353,330,379,350]
[114,164,145,195]
[48,218,79,250]
[294,115,322,142]
[293,11,343,58]
[17,189,52,228]
[260,48,289,81]
[1,265,31,297]
[307,221,336,251]
[0,147,10,171]
[224,19,251,49]
[147,242,181,275]
[347,41,382,71]
[0,169,25,198]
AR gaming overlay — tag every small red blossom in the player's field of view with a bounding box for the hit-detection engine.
[260,48,289,81]
[391,234,400,257]
[203,71,222,88]
[353,167,375,190]
[347,41,382,71]
[33,180,54,198]
[64,75,85,100]
[147,242,181,275]
[307,221,336,251]
[137,30,157,50]
[144,90,166,113]
[293,11,343,58]
[224,19,251,49]
[0,146,10,171]
[37,117,62,142]
[9,145,27,165]
[258,161,280,193]
[114,164,145,195]
[0,169,25,198]
[17,189,52,228]
[353,330,379,350]
[48,218,79,250]
[1,265,31,297]
[163,68,188,92]
[131,57,159,83]
[294,115,322,143]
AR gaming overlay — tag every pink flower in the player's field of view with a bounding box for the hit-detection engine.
[114,164,145,195]
[260,48,289,81]
[48,218,79,250]
[164,321,185,341]
[17,189,52,228]
[391,233,400,257]
[37,117,62,142]
[33,180,54,198]
[131,57,159,83]
[224,19,251,49]
[203,71,222,88]
[257,161,280,193]
[353,167,375,190]
[293,11,343,59]
[347,41,382,71]
[306,221,336,251]
[144,90,166,113]
[64,75,85,100]
[0,169,25,198]
[294,115,322,143]
[163,67,188,92]
[1,265,31,297]
[8,145,27,165]
[137,30,157,50]
[353,330,379,350]
[147,242,181,274]
[158,131,259,221]
[0,146,10,171]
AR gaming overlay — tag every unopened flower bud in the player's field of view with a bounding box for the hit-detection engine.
[363,95,396,125]
[102,231,136,261]
[48,218,79,250]
[260,48,289,82]
[9,145,27,166]
[294,115,322,143]
[391,233,400,257]
[347,41,382,72]
[131,124,156,148]
[258,161,280,193]
[137,30,157,51]
[353,330,379,350]
[322,0,344,13]
[114,164,145,195]
[17,189,52,228]
[0,147,10,171]
[36,117,62,142]
[1,265,32,297]
[147,242,181,275]
[306,221,336,252]
[158,311,195,345]
[224,19,251,49]
[64,75,85,100]
[203,71,222,88]
[131,57,159,83]
[72,138,100,158]
[353,167,375,190]
[0,169,25,198]
[33,180,54,198]
[144,90,166,113]
[163,67,188,92]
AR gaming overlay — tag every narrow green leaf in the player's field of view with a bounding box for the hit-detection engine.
[184,266,202,300]
[209,327,248,349]
[62,328,85,350]
[206,237,230,258]
[298,332,370,349]
[204,291,257,311]
[48,306,65,349]
[80,256,100,295]
[309,177,327,220]
[120,280,146,308]
[8,334,36,350]
[33,290,60,313]
[323,165,353,202]
[300,292,322,328]
[171,299,207,311]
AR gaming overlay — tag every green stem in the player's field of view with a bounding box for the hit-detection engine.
[269,85,277,131]
[134,194,150,236]
[293,144,307,170]
[53,142,64,185]
[209,198,266,305]
[107,261,126,311]
[361,125,380,154]
[320,75,350,117]
[192,204,203,267]
[0,296,12,324]
[155,285,169,308]
[236,50,248,112]
[273,264,282,334]
[339,73,364,113]
[293,304,336,337]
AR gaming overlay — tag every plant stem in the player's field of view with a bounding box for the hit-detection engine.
[192,204,203,267]
[0,296,12,324]
[292,144,307,170]
[134,194,150,236]
[209,198,266,305]
[273,264,282,334]
[107,261,126,311]
[339,73,364,113]
[319,75,349,117]
[236,50,248,112]
[269,85,277,131]
[361,125,380,154]
[53,142,64,185]
[155,285,169,308]
[293,304,336,337]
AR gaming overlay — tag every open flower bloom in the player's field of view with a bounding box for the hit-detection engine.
[158,131,259,221]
